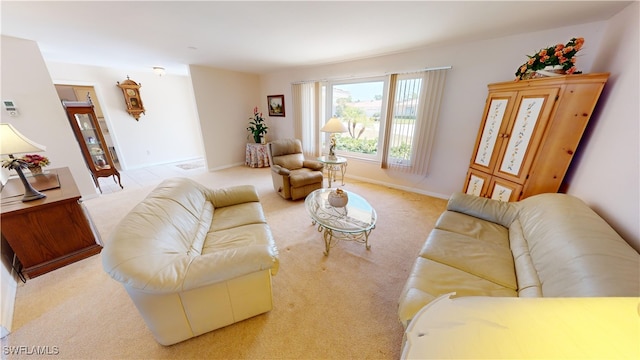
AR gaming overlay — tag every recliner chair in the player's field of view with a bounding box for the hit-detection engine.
[267,139,324,200]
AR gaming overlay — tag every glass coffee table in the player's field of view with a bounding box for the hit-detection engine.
[305,188,377,256]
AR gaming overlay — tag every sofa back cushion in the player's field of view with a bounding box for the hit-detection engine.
[516,193,639,297]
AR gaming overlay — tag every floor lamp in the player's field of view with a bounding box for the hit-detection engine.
[321,117,348,159]
[0,123,47,202]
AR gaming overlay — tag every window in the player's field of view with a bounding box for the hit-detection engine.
[326,78,387,160]
[295,67,449,176]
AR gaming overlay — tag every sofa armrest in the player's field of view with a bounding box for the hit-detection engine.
[271,164,291,176]
[446,192,517,227]
[208,185,260,208]
[303,160,324,171]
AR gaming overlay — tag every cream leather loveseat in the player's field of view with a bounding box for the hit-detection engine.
[102,178,279,345]
[398,192,640,327]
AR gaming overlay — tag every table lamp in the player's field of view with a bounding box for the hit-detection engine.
[0,123,47,202]
[321,117,348,159]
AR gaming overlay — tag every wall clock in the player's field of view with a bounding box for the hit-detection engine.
[116,76,145,120]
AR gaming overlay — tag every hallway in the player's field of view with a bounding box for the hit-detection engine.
[95,158,207,195]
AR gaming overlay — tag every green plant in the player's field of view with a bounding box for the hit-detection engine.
[515,37,584,80]
[247,106,268,143]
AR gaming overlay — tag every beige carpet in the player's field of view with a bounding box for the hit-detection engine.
[2,166,447,359]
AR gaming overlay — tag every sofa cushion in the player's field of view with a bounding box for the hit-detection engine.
[210,202,266,232]
[398,257,517,326]
[435,210,511,247]
[420,228,517,290]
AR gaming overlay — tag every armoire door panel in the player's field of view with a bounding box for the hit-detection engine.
[470,92,517,173]
[464,169,491,198]
[493,88,559,183]
[488,178,522,202]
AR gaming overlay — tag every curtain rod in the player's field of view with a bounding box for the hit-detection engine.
[291,65,452,84]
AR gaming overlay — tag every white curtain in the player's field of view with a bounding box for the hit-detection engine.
[384,68,448,175]
[291,82,321,157]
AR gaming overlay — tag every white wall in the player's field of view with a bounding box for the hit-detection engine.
[1,36,96,196]
[261,21,607,196]
[565,2,639,251]
[261,15,640,250]
[189,65,261,170]
[0,35,95,335]
[46,62,204,170]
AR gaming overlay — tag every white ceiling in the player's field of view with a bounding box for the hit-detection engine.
[1,1,632,76]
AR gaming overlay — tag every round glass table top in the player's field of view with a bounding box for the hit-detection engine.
[317,155,347,165]
[305,189,376,233]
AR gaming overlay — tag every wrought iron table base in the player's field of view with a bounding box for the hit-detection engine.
[313,220,374,256]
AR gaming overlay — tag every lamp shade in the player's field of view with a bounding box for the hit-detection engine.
[321,117,348,133]
[0,123,46,155]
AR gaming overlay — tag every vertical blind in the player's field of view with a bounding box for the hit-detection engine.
[383,68,448,175]
[291,82,321,157]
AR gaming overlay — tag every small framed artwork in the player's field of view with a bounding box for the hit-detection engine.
[267,95,285,117]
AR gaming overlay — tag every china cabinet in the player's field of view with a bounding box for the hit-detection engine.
[62,100,122,193]
[463,73,609,201]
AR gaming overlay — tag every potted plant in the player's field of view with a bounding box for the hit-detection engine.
[247,107,268,143]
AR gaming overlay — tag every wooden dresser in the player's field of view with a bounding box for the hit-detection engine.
[1,167,102,279]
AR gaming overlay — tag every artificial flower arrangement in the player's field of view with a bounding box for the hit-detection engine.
[247,106,268,143]
[2,154,50,170]
[515,37,584,81]
[21,154,50,168]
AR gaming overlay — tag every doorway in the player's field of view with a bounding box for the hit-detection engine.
[54,85,121,170]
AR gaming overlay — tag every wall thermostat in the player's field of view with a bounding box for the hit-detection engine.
[3,100,19,117]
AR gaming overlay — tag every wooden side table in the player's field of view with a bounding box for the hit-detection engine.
[245,143,270,168]
[1,167,102,280]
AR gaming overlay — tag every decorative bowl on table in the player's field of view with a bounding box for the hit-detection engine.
[328,188,348,207]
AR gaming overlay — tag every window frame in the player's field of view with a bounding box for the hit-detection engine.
[323,76,390,162]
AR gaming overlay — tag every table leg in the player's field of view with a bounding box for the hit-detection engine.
[323,228,334,256]
[325,165,334,188]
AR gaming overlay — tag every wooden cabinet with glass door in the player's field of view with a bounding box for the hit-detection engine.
[463,73,609,201]
[62,100,122,193]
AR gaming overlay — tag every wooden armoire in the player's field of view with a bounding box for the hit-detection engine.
[463,73,609,202]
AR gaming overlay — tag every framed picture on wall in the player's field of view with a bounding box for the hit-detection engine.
[267,95,285,117]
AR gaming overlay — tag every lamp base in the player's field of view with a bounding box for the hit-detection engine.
[15,166,46,202]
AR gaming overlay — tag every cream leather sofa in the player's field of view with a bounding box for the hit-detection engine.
[102,178,279,345]
[398,192,640,327]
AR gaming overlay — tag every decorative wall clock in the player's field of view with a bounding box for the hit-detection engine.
[116,76,145,120]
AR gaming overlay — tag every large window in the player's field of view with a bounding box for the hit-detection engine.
[295,67,448,175]
[327,78,387,160]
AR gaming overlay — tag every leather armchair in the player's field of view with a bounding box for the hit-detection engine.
[267,139,324,200]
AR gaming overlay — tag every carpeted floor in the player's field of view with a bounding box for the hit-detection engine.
[2,166,447,359]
